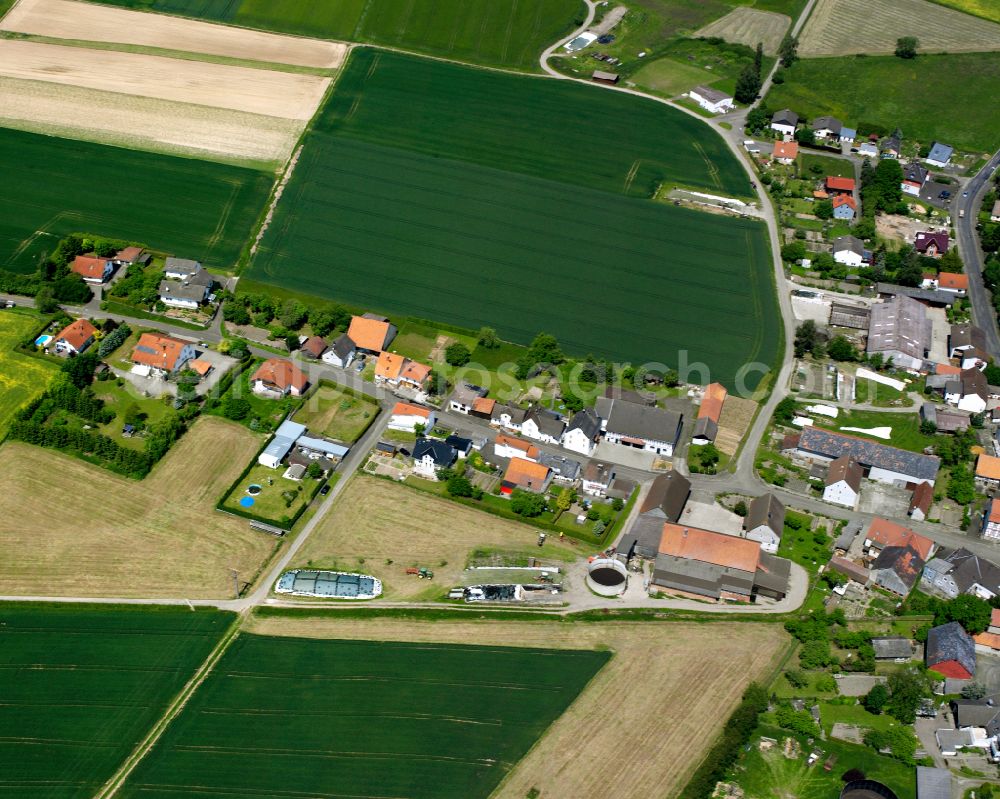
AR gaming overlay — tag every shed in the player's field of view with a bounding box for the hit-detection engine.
[871,637,911,660]
[592,70,619,84]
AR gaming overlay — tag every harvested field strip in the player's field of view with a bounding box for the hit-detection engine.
[0,40,330,119]
[0,605,233,798]
[0,76,302,166]
[118,634,609,799]
[84,0,579,71]
[321,49,749,199]
[0,126,272,272]
[695,7,790,55]
[0,0,347,68]
[799,0,1000,56]
[244,615,789,799]
[0,417,277,598]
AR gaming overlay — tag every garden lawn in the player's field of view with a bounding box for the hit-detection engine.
[85,0,580,71]
[292,381,378,443]
[853,378,912,407]
[221,461,314,524]
[208,359,299,432]
[0,127,271,273]
[777,510,829,572]
[798,152,853,179]
[118,633,609,799]
[0,604,233,799]
[0,310,58,435]
[94,379,171,449]
[818,701,906,734]
[765,52,1000,152]
[248,50,777,388]
[816,409,933,452]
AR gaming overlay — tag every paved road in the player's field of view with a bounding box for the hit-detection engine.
[955,150,1000,358]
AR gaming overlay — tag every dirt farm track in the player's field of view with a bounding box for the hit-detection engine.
[0,0,347,68]
[248,615,789,799]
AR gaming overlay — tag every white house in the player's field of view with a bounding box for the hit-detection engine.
[520,406,565,445]
[833,235,866,267]
[858,141,879,158]
[983,499,1000,541]
[490,403,527,432]
[411,438,456,479]
[945,368,989,413]
[687,85,734,114]
[163,257,202,280]
[811,115,842,140]
[53,318,98,356]
[448,382,488,414]
[823,456,862,509]
[901,162,928,196]
[770,108,798,138]
[744,493,785,554]
[991,200,1000,223]
[493,434,539,462]
[562,408,601,456]
[321,333,356,368]
[158,269,212,309]
[388,401,435,432]
[258,420,307,469]
[925,141,954,168]
[594,397,682,457]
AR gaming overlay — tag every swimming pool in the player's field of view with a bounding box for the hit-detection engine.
[35,334,52,347]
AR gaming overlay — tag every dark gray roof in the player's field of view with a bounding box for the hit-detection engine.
[412,438,456,468]
[755,552,790,594]
[524,406,565,438]
[331,333,355,359]
[444,435,472,454]
[693,416,718,442]
[537,451,581,480]
[951,324,988,352]
[184,268,214,287]
[652,554,755,599]
[882,134,901,151]
[871,637,912,659]
[812,115,842,134]
[952,699,1000,734]
[746,493,785,536]
[158,279,208,303]
[926,621,976,677]
[834,521,860,551]
[942,549,1000,596]
[867,295,929,361]
[797,426,940,482]
[903,161,928,184]
[163,256,201,276]
[876,282,956,306]
[491,403,528,426]
[873,544,925,595]
[601,398,682,443]
[692,85,731,104]
[622,515,667,559]
[772,108,798,126]
[567,407,601,440]
[927,142,953,163]
[639,472,691,521]
[583,460,615,485]
[606,477,636,500]
[834,235,866,256]
[916,766,950,799]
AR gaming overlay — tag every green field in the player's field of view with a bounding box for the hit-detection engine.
[292,382,379,443]
[815,410,933,453]
[927,0,1000,23]
[86,0,580,70]
[765,52,1000,152]
[0,127,272,273]
[119,633,609,799]
[0,605,233,799]
[0,311,58,436]
[249,50,778,387]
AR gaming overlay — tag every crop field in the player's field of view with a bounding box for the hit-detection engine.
[118,632,609,799]
[84,0,579,70]
[799,0,1000,56]
[0,417,278,598]
[0,0,347,68]
[765,52,1000,152]
[244,614,790,799]
[0,604,233,799]
[249,50,777,386]
[0,311,57,436]
[0,126,271,273]
[696,7,790,54]
[927,0,1000,23]
[293,476,579,600]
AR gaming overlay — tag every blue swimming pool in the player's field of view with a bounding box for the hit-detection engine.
[35,334,52,347]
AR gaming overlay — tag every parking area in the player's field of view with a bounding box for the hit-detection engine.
[192,348,238,396]
[858,482,911,518]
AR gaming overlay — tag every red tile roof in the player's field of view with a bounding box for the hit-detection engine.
[348,315,392,351]
[938,272,968,290]
[375,351,405,381]
[115,246,144,262]
[697,382,727,424]
[658,523,760,573]
[910,482,933,515]
[495,434,539,461]
[826,176,856,192]
[391,402,431,419]
[300,336,327,358]
[400,360,431,386]
[503,457,551,491]
[70,255,109,280]
[472,397,496,414]
[773,140,798,160]
[977,453,1000,481]
[56,318,97,351]
[251,358,307,392]
[131,332,191,372]
[832,194,856,210]
[866,517,933,560]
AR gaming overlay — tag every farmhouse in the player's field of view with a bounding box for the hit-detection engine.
[825,176,855,196]
[299,336,327,360]
[983,500,1000,541]
[158,267,213,309]
[772,140,798,164]
[925,141,954,168]
[944,368,988,413]
[347,314,396,354]
[493,434,539,462]
[521,406,565,445]
[833,235,866,267]
[388,401,435,432]
[163,257,201,280]
[411,438,456,479]
[926,621,976,679]
[491,403,527,432]
[619,471,691,558]
[744,492,784,553]
[53,318,97,355]
[501,457,552,495]
[812,116,842,139]
[448,382,488,415]
[770,108,798,137]
[901,162,929,196]
[321,333,355,368]
[866,295,930,370]
[872,542,925,596]
[910,481,934,521]
[70,254,113,284]
[922,548,1000,599]
[258,419,307,468]
[977,454,1000,489]
[832,194,856,221]
[594,397,683,457]
[915,231,949,257]
[795,427,940,486]
[866,517,934,560]
[823,456,862,509]
[687,85,734,114]
[692,382,726,445]
[562,408,601,456]
[876,282,956,308]
[251,358,307,398]
[130,332,195,376]
[950,324,988,356]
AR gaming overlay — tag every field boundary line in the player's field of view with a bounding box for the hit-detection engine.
[93,614,244,799]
